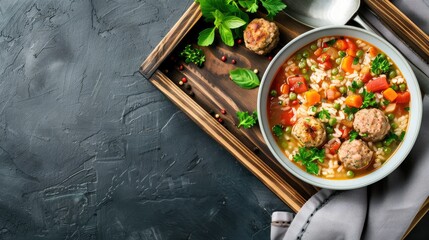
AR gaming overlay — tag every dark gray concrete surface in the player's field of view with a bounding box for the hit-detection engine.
[0,0,427,239]
[0,0,286,239]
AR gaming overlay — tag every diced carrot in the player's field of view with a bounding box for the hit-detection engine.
[340,119,354,128]
[369,47,377,57]
[288,76,308,93]
[305,90,321,106]
[360,66,372,83]
[280,83,290,95]
[346,48,356,57]
[366,76,389,92]
[326,88,341,100]
[396,92,410,103]
[383,88,398,102]
[335,39,348,50]
[345,94,363,108]
[341,56,354,73]
[314,48,323,57]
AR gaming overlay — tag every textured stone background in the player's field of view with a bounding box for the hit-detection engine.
[0,0,426,239]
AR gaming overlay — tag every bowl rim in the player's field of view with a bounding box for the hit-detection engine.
[257,25,422,190]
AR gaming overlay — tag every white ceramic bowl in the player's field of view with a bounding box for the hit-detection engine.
[257,26,422,189]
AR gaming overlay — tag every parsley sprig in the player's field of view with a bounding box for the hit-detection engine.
[316,109,331,120]
[272,124,283,137]
[293,147,325,175]
[237,111,258,128]
[361,89,378,108]
[371,53,391,75]
[180,45,206,67]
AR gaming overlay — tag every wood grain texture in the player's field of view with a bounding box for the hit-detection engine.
[150,70,307,212]
[140,2,202,78]
[364,0,429,61]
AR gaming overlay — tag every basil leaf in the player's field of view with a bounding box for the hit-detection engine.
[198,27,215,46]
[222,16,246,29]
[229,68,260,89]
[219,23,234,46]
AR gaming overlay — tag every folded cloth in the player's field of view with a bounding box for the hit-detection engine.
[271,96,429,240]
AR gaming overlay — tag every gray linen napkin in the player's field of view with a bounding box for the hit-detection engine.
[271,2,429,239]
[271,97,429,240]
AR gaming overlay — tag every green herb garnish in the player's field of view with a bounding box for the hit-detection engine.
[361,89,378,108]
[325,38,336,46]
[229,68,260,89]
[353,56,359,65]
[180,45,206,67]
[316,109,330,120]
[348,81,360,93]
[237,111,258,128]
[404,107,410,111]
[343,106,359,115]
[293,147,325,175]
[272,124,283,137]
[349,130,359,141]
[371,53,391,75]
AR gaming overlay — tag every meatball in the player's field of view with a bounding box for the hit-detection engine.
[292,116,327,147]
[338,139,373,170]
[243,18,279,55]
[353,108,390,142]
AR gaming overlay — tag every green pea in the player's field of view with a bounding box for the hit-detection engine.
[356,50,364,58]
[278,100,283,105]
[356,80,364,88]
[346,170,355,178]
[337,76,345,80]
[334,103,341,110]
[281,141,288,149]
[326,126,334,134]
[399,83,406,92]
[285,126,292,134]
[295,53,302,61]
[391,85,398,91]
[289,92,297,100]
[270,90,277,97]
[338,51,346,57]
[301,68,308,74]
[332,68,339,76]
[389,70,397,79]
[328,118,337,126]
[328,134,335,140]
[339,86,347,94]
[310,106,317,112]
[391,122,398,129]
[383,147,392,154]
[302,50,310,58]
[304,74,310,82]
[335,58,342,65]
[311,64,317,71]
[375,142,383,148]
[299,61,306,69]
[387,113,395,121]
[310,44,318,51]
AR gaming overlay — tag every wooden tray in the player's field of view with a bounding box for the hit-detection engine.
[140,2,427,237]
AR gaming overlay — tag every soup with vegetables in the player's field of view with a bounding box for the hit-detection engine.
[268,36,410,179]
